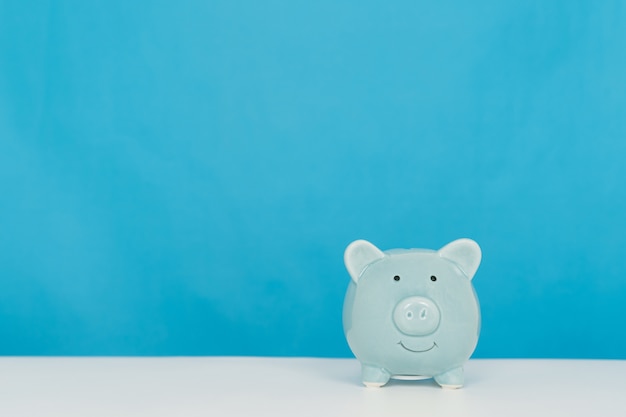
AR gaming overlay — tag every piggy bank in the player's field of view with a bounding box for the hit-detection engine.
[343,238,481,389]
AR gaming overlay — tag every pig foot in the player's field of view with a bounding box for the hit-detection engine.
[361,364,390,388]
[434,367,464,389]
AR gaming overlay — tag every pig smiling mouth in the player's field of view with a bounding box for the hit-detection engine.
[398,341,438,353]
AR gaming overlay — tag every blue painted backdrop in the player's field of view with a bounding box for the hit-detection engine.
[1,1,625,358]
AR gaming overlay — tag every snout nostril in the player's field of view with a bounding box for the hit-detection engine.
[420,309,427,320]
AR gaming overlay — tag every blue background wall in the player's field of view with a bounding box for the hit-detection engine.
[1,1,625,358]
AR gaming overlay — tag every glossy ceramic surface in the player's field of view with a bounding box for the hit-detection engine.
[343,239,482,388]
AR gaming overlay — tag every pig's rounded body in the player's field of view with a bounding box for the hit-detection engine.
[343,242,481,388]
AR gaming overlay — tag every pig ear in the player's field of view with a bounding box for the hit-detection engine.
[344,240,385,283]
[438,238,482,280]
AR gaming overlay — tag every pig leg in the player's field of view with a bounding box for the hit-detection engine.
[434,367,464,389]
[361,364,391,387]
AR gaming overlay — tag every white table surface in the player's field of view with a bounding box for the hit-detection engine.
[0,357,624,416]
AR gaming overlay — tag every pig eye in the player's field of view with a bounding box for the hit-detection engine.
[430,275,437,282]
[393,275,400,281]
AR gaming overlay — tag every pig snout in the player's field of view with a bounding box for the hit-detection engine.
[393,296,441,336]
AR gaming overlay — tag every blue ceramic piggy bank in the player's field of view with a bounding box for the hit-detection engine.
[343,239,481,389]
